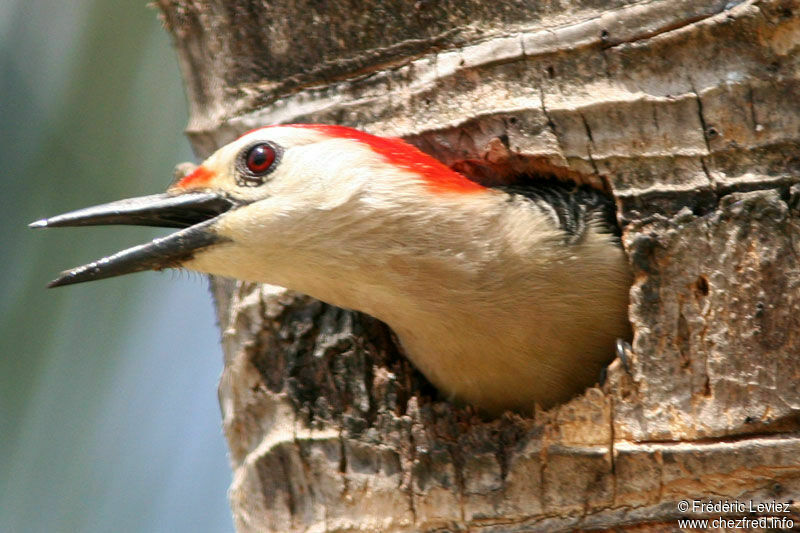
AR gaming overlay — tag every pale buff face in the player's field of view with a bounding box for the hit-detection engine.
[178,125,503,300]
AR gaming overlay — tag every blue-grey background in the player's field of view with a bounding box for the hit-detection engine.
[1,2,235,531]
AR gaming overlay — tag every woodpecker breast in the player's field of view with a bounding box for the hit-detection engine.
[366,177,631,414]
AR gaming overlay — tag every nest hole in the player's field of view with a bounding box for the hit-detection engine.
[406,128,610,194]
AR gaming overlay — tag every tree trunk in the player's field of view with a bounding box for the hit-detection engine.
[156,0,800,531]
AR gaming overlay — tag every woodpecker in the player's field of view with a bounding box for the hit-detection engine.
[32,124,631,414]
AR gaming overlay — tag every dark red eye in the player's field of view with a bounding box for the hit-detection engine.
[245,143,276,175]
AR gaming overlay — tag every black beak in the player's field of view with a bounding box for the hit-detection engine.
[31,192,236,287]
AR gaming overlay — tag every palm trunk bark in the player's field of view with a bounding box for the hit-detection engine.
[157,1,800,531]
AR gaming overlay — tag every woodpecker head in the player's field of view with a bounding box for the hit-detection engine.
[33,124,489,291]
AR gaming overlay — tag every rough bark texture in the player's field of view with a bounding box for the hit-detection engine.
[157,0,800,531]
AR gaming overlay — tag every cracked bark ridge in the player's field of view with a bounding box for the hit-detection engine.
[157,0,800,531]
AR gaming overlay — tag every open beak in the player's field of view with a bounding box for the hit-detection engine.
[31,192,236,287]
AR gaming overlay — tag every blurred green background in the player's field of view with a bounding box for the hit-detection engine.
[1,2,235,531]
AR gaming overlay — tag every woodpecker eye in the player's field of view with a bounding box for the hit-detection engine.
[245,143,276,174]
[237,141,280,187]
